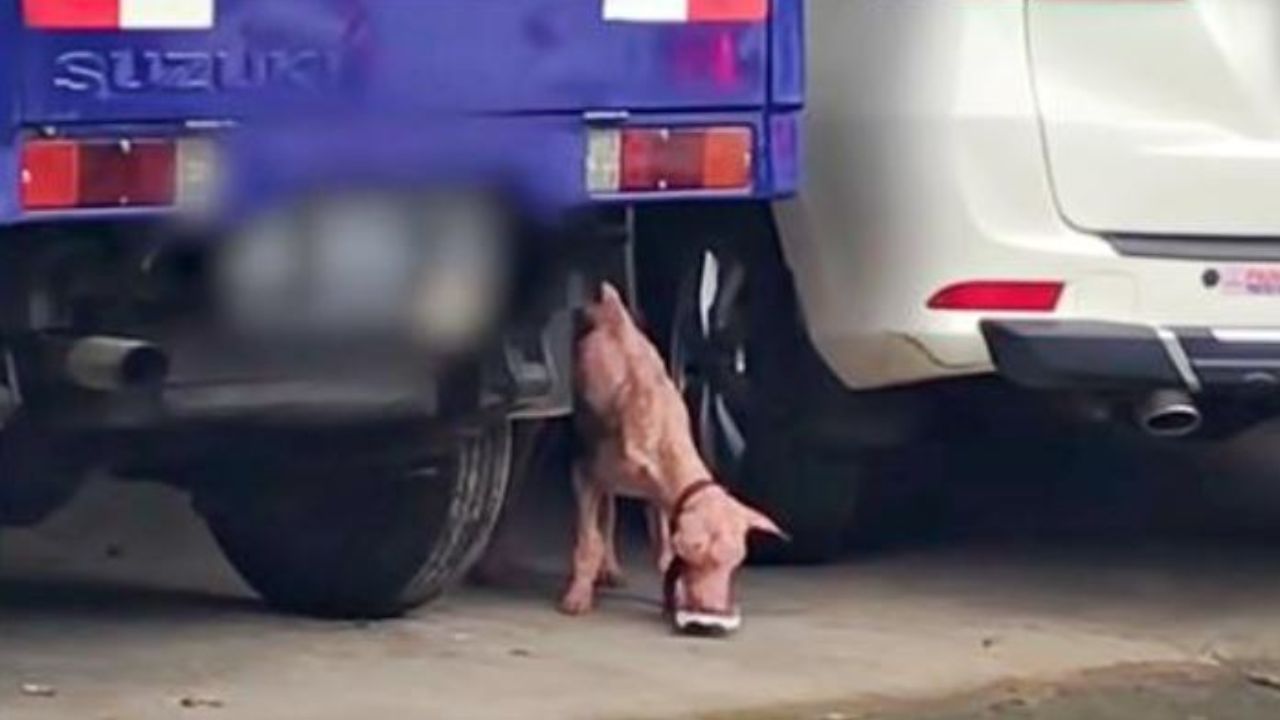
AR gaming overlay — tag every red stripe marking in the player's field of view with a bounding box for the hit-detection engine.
[688,0,770,22]
[22,0,120,29]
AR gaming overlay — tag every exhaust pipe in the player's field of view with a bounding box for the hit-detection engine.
[1135,389,1202,438]
[52,336,170,393]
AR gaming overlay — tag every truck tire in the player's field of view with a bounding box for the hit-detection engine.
[640,207,859,563]
[0,412,89,527]
[202,422,512,619]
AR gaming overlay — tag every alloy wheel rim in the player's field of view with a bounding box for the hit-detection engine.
[671,249,752,481]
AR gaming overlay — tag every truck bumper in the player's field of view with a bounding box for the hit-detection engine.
[18,307,575,433]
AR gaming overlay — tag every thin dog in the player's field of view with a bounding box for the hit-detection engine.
[563,283,783,635]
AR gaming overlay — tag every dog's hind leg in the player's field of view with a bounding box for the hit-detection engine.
[561,462,607,615]
[597,492,626,588]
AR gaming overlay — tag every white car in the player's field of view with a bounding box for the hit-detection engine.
[643,0,1280,560]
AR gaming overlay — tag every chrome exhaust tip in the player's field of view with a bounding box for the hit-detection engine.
[1135,389,1202,438]
[61,336,170,393]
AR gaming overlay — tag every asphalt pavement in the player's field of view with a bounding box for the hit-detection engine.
[7,424,1280,719]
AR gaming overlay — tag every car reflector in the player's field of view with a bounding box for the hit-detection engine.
[22,0,215,30]
[927,281,1065,313]
[587,126,754,195]
[603,0,769,23]
[21,138,186,211]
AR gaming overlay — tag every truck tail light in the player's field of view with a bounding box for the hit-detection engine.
[587,126,754,195]
[928,281,1065,313]
[20,137,211,212]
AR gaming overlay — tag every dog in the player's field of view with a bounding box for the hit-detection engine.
[562,283,783,634]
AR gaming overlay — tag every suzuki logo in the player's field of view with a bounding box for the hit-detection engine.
[53,48,342,98]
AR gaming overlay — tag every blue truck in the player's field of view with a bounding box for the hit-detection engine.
[0,0,803,617]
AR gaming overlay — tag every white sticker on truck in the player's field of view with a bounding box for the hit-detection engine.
[120,0,215,30]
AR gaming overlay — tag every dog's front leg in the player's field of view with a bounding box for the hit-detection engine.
[645,504,675,574]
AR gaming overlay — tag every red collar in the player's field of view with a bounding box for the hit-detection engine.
[663,479,722,616]
[668,479,720,530]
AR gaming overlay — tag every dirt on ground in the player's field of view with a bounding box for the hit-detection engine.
[702,662,1280,720]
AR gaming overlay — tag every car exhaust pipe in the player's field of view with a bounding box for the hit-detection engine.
[1135,389,1202,438]
[52,336,170,393]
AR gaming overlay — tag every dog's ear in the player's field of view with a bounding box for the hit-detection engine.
[594,282,634,327]
[744,506,789,541]
[600,282,629,313]
[599,282,625,306]
[583,282,628,328]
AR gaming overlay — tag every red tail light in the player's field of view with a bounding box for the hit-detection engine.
[21,138,179,211]
[20,140,81,210]
[928,281,1065,312]
[587,126,754,195]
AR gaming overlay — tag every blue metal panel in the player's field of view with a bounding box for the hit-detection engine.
[768,109,802,196]
[15,0,771,122]
[0,2,21,222]
[0,0,804,225]
[770,0,805,109]
[8,109,782,225]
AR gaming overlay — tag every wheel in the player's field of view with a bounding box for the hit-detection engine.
[0,411,89,527]
[201,422,512,619]
[641,208,859,563]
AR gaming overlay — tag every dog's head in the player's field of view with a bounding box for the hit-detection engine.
[671,486,785,612]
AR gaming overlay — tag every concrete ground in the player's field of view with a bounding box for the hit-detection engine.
[8,424,1280,719]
